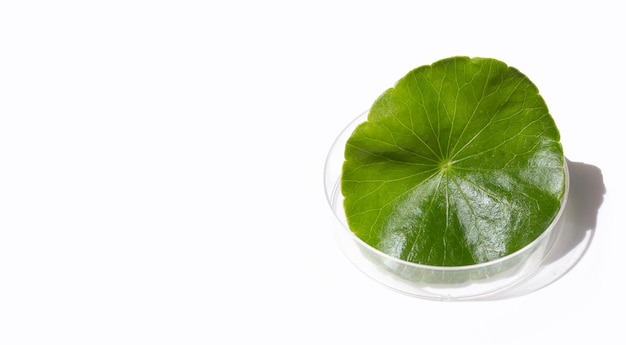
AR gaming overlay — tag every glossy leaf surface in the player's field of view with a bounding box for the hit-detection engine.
[342,56,565,266]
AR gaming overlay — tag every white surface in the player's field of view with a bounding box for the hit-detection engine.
[0,1,621,344]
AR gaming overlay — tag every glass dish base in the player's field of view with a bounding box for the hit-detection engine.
[324,111,570,301]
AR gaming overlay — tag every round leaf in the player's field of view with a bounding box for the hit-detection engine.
[341,56,565,266]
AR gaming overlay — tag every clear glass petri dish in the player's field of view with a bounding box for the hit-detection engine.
[324,111,570,301]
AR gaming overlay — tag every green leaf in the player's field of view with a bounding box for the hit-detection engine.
[341,56,565,266]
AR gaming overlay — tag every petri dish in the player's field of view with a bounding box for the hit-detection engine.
[324,111,570,301]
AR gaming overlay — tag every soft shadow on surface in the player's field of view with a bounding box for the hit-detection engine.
[485,160,605,300]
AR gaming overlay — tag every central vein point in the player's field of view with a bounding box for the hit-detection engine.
[439,159,453,173]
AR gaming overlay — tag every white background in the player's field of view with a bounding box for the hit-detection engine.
[0,1,622,344]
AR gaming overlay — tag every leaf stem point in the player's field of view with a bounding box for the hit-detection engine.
[439,159,454,173]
